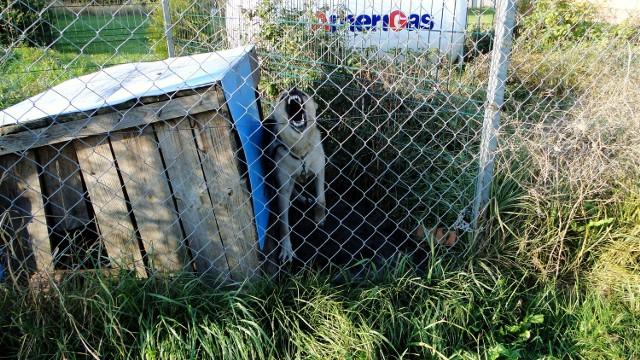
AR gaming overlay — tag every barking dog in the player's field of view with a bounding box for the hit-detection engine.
[265,87,326,263]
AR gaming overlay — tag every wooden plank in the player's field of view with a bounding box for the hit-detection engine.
[0,90,222,156]
[193,111,258,280]
[37,143,92,233]
[0,152,52,279]
[74,136,146,277]
[0,89,216,136]
[153,118,231,280]
[109,130,189,272]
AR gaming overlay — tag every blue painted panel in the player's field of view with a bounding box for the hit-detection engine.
[221,56,269,250]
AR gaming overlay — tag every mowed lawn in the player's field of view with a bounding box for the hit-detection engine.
[51,12,154,56]
[0,13,161,109]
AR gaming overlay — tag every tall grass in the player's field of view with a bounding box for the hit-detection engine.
[2,251,637,359]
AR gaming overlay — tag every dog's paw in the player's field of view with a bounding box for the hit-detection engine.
[293,191,314,205]
[301,195,315,205]
[279,239,294,263]
[313,205,327,226]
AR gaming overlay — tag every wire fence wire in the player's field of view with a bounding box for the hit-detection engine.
[1,0,639,287]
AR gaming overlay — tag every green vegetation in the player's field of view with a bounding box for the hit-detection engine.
[0,13,158,109]
[519,0,639,47]
[52,13,152,56]
[0,0,53,46]
[1,250,638,358]
[468,7,495,32]
[147,0,225,57]
[1,0,640,358]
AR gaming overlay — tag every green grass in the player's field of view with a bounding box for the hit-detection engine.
[467,7,495,32]
[0,13,161,109]
[1,253,638,359]
[51,13,153,57]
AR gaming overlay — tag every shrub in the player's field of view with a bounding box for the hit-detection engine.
[0,0,54,46]
[521,0,598,46]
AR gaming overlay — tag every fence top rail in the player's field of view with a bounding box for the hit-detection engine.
[0,45,257,130]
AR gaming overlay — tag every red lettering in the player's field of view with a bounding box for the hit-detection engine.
[389,10,407,31]
[314,10,433,33]
[312,11,330,31]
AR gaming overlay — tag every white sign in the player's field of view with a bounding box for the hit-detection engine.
[226,0,468,62]
[310,0,468,62]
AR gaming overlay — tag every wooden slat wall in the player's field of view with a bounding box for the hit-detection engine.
[109,130,190,273]
[153,118,232,280]
[0,85,259,283]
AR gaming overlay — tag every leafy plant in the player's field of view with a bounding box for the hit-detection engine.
[521,0,597,46]
[246,0,345,98]
[0,0,54,47]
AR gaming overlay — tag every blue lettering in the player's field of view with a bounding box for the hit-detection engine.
[324,11,435,32]
[408,14,420,30]
[371,14,382,30]
[329,14,339,32]
[355,14,372,31]
[421,14,435,30]
[346,14,355,32]
[382,14,390,31]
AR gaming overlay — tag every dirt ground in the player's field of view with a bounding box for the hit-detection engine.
[260,172,423,275]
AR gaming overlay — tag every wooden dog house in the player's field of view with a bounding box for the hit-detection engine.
[0,46,268,283]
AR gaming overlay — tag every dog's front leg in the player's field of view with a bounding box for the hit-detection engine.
[276,175,295,263]
[313,169,326,226]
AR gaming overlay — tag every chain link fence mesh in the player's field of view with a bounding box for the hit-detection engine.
[0,0,639,287]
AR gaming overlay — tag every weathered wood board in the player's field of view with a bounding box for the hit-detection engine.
[75,136,147,277]
[0,84,259,284]
[192,111,258,280]
[0,91,221,156]
[0,152,52,282]
[153,117,232,280]
[109,129,189,272]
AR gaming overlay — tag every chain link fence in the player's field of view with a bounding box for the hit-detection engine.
[1,0,639,287]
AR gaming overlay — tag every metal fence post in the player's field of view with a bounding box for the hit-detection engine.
[161,0,175,57]
[471,0,517,232]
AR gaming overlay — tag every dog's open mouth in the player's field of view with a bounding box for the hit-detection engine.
[291,120,306,129]
[286,93,307,131]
